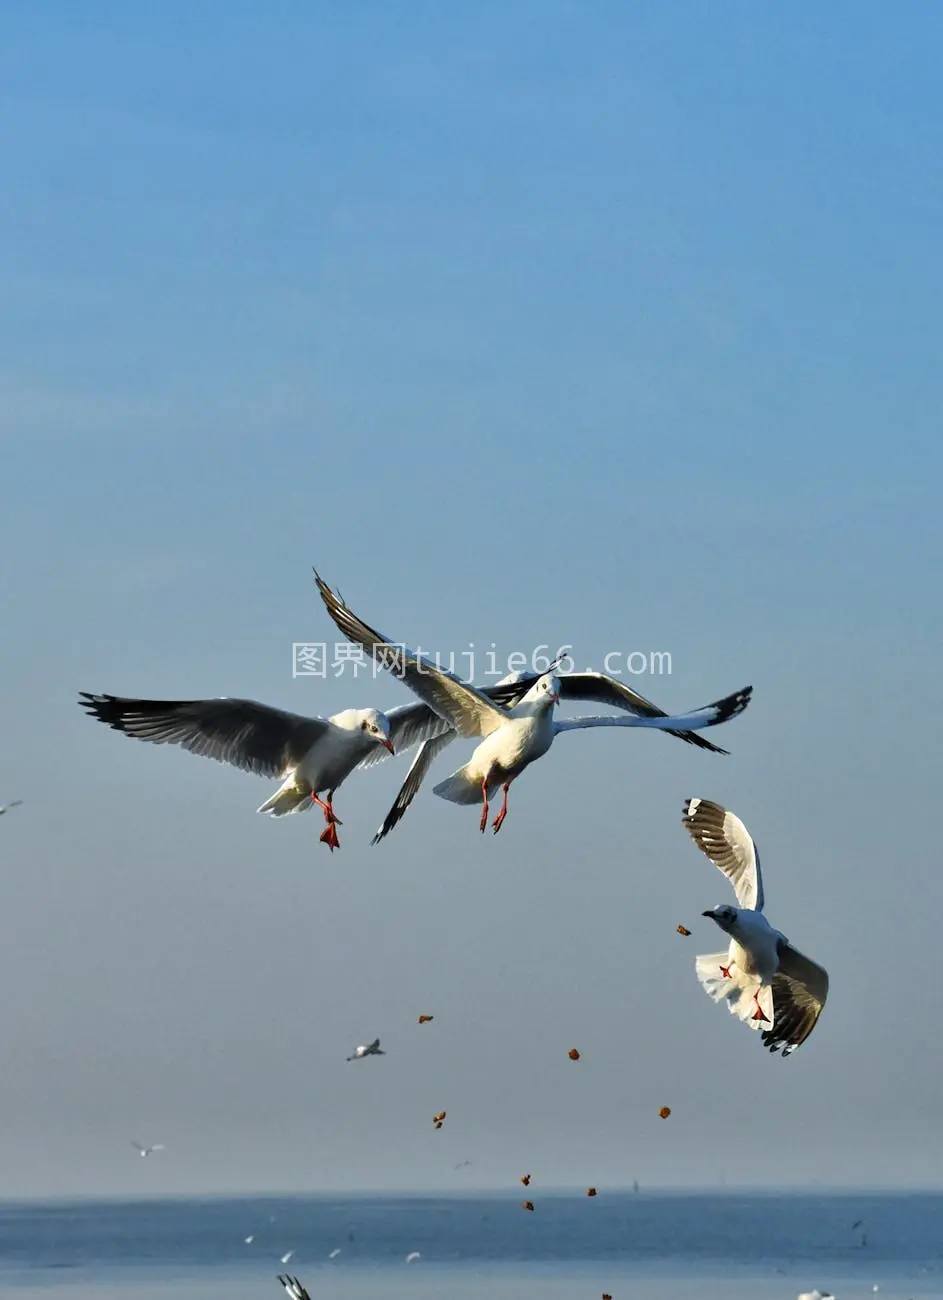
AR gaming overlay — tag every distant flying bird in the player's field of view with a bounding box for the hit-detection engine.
[78,692,396,852]
[797,1291,834,1300]
[277,1277,311,1300]
[315,573,752,836]
[244,1235,255,1244]
[454,1160,472,1170]
[130,1141,165,1158]
[328,1248,342,1259]
[684,797,830,1056]
[405,1252,421,1263]
[280,1251,294,1265]
[346,1037,385,1061]
[0,799,23,816]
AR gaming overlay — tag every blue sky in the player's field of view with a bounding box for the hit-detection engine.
[0,2,941,1197]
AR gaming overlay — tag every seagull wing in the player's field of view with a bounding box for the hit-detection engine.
[130,1141,145,1152]
[368,1037,381,1052]
[314,572,508,738]
[371,733,455,842]
[554,687,751,738]
[277,1277,312,1300]
[559,671,731,754]
[762,942,829,1056]
[79,694,329,779]
[681,796,764,911]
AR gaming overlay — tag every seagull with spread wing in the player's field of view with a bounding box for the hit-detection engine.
[78,691,398,851]
[365,664,736,844]
[346,1037,385,1061]
[683,797,829,1056]
[131,1140,165,1158]
[315,573,753,836]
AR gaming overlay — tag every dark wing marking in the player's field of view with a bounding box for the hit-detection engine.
[762,942,829,1057]
[560,671,730,754]
[78,693,328,778]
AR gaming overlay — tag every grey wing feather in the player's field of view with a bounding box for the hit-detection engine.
[314,572,507,737]
[372,733,455,843]
[681,797,764,911]
[79,693,328,778]
[559,671,730,754]
[762,942,829,1056]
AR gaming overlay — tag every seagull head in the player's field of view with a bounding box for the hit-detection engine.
[702,903,739,933]
[525,672,560,706]
[358,709,395,754]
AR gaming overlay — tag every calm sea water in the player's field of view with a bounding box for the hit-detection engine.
[0,1190,940,1300]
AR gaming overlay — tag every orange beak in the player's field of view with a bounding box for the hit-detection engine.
[381,737,395,754]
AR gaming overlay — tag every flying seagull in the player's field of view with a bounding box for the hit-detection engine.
[78,692,396,851]
[0,799,23,816]
[277,1278,311,1300]
[315,574,752,835]
[346,1037,385,1061]
[683,798,829,1056]
[362,660,737,843]
[130,1141,165,1158]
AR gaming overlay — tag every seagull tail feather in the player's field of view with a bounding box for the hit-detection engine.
[257,777,316,817]
[695,951,773,1031]
[432,766,487,806]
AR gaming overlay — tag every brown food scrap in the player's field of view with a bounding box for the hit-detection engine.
[568,1048,581,1061]
[659,1106,671,1119]
[418,1015,434,1024]
[603,1294,613,1299]
[520,1173,531,1186]
[521,1200,534,1211]
[676,924,691,936]
[433,1111,446,1123]
[586,1187,597,1197]
[434,1121,443,1130]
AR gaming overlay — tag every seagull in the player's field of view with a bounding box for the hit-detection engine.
[405,1251,421,1263]
[130,1140,165,1158]
[346,1037,385,1061]
[798,1291,834,1299]
[362,662,738,844]
[78,691,396,851]
[280,1251,294,1265]
[328,1248,342,1259]
[277,1278,311,1300]
[683,798,829,1056]
[0,799,23,816]
[315,574,752,835]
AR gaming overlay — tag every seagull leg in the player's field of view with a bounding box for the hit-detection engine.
[491,783,511,834]
[478,778,491,833]
[751,991,770,1023]
[311,792,343,826]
